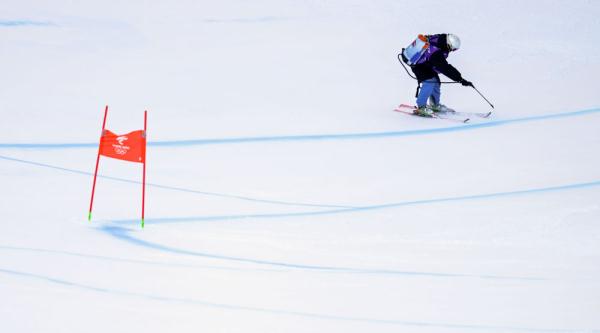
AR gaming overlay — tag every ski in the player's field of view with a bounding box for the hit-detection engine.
[394,104,470,123]
[439,109,492,118]
[398,103,491,119]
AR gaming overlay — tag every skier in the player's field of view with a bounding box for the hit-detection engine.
[402,33,473,117]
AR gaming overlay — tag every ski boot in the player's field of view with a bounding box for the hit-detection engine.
[413,106,434,118]
[428,104,454,114]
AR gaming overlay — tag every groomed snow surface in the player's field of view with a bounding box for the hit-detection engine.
[1,1,600,332]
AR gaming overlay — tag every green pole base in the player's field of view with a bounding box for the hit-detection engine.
[88,211,92,221]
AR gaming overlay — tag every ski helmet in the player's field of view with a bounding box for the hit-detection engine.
[447,34,461,51]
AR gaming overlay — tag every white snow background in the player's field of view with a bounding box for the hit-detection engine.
[1,0,600,332]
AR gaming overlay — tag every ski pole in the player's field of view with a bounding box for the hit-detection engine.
[472,85,494,109]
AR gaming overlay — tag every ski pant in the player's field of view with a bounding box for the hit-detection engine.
[416,77,441,108]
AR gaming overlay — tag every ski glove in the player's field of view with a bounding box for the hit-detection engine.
[460,79,473,87]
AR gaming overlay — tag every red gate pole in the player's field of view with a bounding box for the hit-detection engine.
[88,105,108,221]
[141,110,147,228]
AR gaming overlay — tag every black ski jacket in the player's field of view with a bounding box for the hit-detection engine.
[411,34,463,83]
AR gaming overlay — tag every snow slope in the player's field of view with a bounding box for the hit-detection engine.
[1,1,600,332]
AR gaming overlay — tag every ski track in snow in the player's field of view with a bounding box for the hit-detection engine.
[0,267,592,333]
[93,178,598,281]
[0,107,599,149]
[95,224,547,281]
[0,20,56,27]
[0,245,283,273]
[1,154,600,223]
[0,154,355,209]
